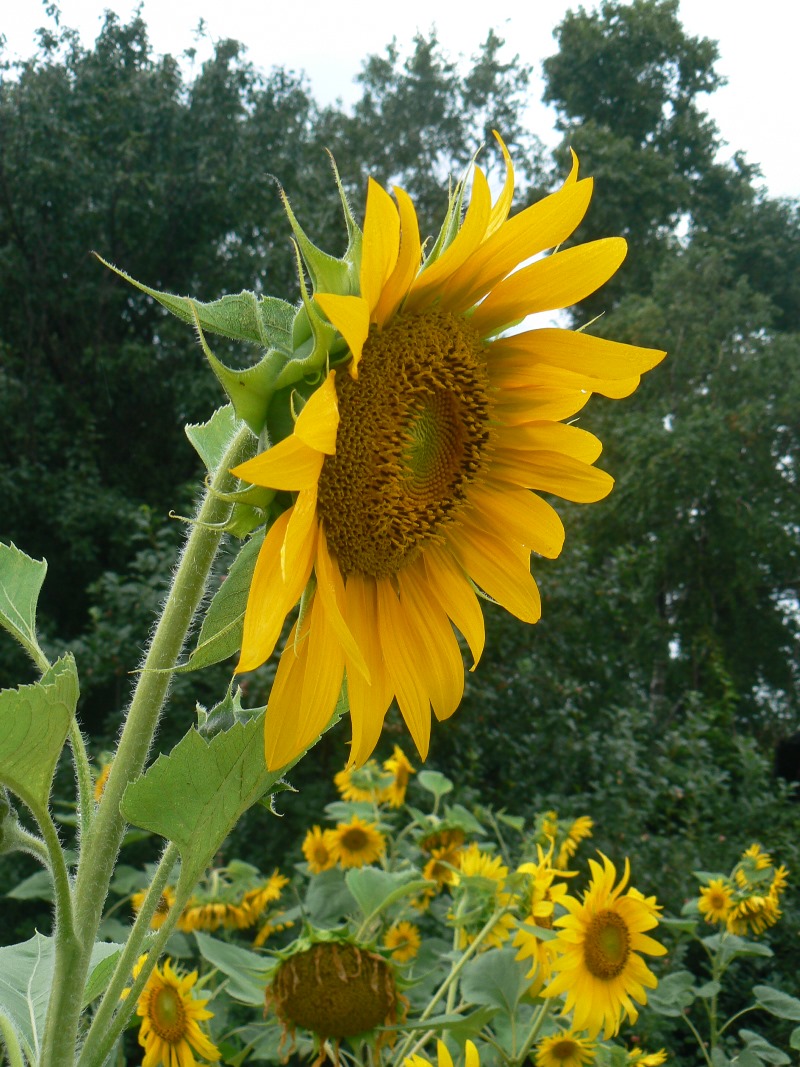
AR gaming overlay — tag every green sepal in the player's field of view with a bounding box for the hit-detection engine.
[197,683,265,737]
[185,404,246,474]
[178,529,265,674]
[94,254,294,350]
[0,542,49,668]
[0,655,78,820]
[280,178,361,297]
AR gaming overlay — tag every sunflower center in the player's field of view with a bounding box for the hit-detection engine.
[317,309,491,579]
[583,909,631,979]
[341,828,368,852]
[149,985,188,1044]
[550,1039,580,1062]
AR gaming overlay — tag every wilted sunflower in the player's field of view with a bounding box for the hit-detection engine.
[535,1031,596,1067]
[543,854,666,1039]
[131,956,220,1067]
[328,815,386,868]
[231,137,666,770]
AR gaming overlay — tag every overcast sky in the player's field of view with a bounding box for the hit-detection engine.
[3,0,797,200]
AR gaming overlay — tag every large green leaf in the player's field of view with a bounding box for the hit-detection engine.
[0,934,120,1057]
[460,946,529,1014]
[179,531,265,673]
[0,655,78,817]
[0,542,48,665]
[193,932,272,1006]
[185,404,242,474]
[646,970,696,1017]
[753,985,800,1022]
[345,867,430,923]
[120,714,286,884]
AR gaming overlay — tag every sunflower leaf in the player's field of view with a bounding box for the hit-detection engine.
[417,770,453,799]
[0,934,121,1057]
[753,985,800,1022]
[193,932,272,1006]
[460,946,529,1014]
[82,950,122,1008]
[739,1030,791,1066]
[0,542,49,666]
[120,714,286,887]
[0,655,78,819]
[344,868,429,923]
[304,868,358,926]
[185,404,242,474]
[179,530,265,673]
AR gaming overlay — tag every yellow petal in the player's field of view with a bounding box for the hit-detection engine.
[491,328,666,379]
[360,177,400,315]
[294,370,339,453]
[281,486,320,582]
[492,447,614,502]
[484,131,515,237]
[315,526,370,682]
[496,420,603,464]
[492,381,592,424]
[315,292,370,373]
[232,434,323,491]
[265,596,345,770]
[422,543,485,668]
[446,524,542,624]
[344,574,393,766]
[441,178,593,311]
[373,186,421,326]
[437,1041,455,1067]
[376,577,431,759]
[472,237,628,335]
[398,562,464,722]
[237,510,312,672]
[466,483,565,559]
[405,166,493,311]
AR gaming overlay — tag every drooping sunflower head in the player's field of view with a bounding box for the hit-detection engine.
[382,745,415,807]
[267,931,403,1057]
[543,853,667,1039]
[231,136,666,772]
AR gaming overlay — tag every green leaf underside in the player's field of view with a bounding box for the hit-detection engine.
[180,531,265,673]
[0,935,121,1054]
[0,656,78,816]
[0,542,48,663]
[753,985,800,1022]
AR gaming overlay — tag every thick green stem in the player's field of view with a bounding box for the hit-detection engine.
[69,719,95,842]
[514,999,553,1065]
[39,424,251,1067]
[78,843,180,1067]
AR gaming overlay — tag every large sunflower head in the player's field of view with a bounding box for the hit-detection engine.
[231,137,666,771]
[134,957,220,1067]
[543,853,667,1039]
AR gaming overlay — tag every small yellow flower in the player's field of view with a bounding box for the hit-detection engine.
[334,762,389,803]
[130,886,177,931]
[328,815,386,868]
[384,920,421,962]
[544,854,666,1039]
[302,825,337,874]
[423,844,463,889]
[535,1031,596,1067]
[514,847,571,992]
[697,878,734,925]
[240,870,289,923]
[134,957,220,1066]
[383,745,415,807]
[628,1048,668,1066]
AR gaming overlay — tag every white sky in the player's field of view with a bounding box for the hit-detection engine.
[3,0,797,200]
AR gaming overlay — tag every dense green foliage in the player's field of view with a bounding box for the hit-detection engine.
[1,0,798,1043]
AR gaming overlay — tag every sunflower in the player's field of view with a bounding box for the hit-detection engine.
[556,815,594,869]
[328,815,386,868]
[384,920,422,962]
[131,886,177,930]
[452,843,517,950]
[383,745,415,807]
[543,853,666,1039]
[535,1031,596,1067]
[726,892,782,936]
[231,138,666,770]
[697,878,734,925]
[240,870,289,921]
[628,1049,667,1066]
[133,957,220,1067]
[334,761,390,803]
[513,847,571,992]
[406,1039,480,1067]
[423,844,463,889]
[302,824,337,873]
